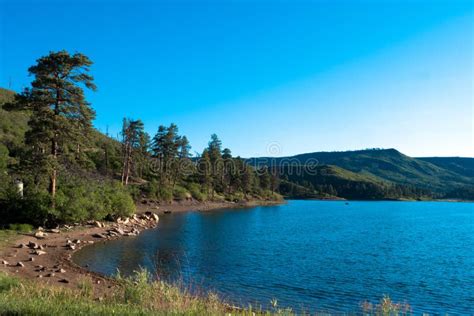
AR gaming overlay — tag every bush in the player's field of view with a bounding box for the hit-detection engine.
[126,184,141,202]
[8,223,33,232]
[185,182,206,201]
[173,185,190,201]
[55,178,135,223]
[142,180,159,199]
[0,188,52,227]
[156,186,173,202]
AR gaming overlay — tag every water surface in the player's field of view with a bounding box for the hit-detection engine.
[73,200,474,313]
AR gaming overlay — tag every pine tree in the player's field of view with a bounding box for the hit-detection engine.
[198,149,212,198]
[121,118,145,185]
[18,50,96,206]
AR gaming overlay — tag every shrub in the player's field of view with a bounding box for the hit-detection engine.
[7,223,34,232]
[156,186,173,202]
[55,178,135,223]
[126,184,141,202]
[185,182,206,201]
[0,188,52,227]
[173,185,190,201]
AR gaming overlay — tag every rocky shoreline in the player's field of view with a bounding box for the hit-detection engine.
[0,199,283,298]
[0,213,161,297]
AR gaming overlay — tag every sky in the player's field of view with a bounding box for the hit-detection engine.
[1,0,473,157]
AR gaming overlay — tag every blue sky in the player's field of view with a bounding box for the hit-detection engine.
[1,0,472,157]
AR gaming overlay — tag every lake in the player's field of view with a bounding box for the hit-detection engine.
[73,200,474,314]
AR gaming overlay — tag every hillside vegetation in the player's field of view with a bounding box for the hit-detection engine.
[0,51,282,228]
[250,149,474,200]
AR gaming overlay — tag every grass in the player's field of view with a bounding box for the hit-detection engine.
[0,269,414,316]
[0,229,22,248]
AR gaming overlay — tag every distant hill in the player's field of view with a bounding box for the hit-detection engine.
[417,157,474,178]
[250,149,474,199]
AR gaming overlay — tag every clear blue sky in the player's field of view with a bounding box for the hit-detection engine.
[1,0,472,157]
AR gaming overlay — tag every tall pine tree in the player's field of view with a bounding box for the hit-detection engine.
[18,51,96,206]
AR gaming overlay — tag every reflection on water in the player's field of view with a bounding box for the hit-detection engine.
[73,201,474,314]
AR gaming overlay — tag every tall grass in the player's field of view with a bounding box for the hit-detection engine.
[0,271,412,315]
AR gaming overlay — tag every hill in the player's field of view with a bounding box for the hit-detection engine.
[417,157,474,178]
[250,149,474,199]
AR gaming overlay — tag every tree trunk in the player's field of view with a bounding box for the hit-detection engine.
[50,138,58,208]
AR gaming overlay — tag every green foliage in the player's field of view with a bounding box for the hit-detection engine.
[15,51,97,203]
[279,165,433,200]
[126,184,142,202]
[7,223,34,232]
[157,186,174,202]
[55,177,135,223]
[173,185,190,201]
[184,182,206,201]
[0,188,52,226]
[251,149,474,198]
[0,176,135,226]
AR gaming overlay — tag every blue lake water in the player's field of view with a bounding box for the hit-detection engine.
[73,200,474,314]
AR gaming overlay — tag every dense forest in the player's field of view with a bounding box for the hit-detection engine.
[0,51,281,228]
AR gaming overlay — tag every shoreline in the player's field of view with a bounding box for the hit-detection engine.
[0,199,284,299]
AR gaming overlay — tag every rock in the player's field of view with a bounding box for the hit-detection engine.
[94,221,103,228]
[132,214,139,221]
[92,233,106,239]
[87,241,94,244]
[37,227,44,231]
[28,257,34,262]
[46,273,55,277]
[66,244,76,250]
[16,243,27,248]
[49,229,60,234]
[73,239,81,244]
[28,241,40,249]
[164,210,172,214]
[37,275,43,278]
[112,228,125,235]
[151,213,159,222]
[1,260,9,265]
[58,278,69,283]
[34,250,47,256]
[57,268,66,273]
[16,262,24,267]
[34,231,47,239]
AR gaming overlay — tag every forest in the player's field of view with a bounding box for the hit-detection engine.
[0,51,281,227]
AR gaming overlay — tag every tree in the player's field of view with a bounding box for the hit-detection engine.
[198,149,212,198]
[121,118,145,185]
[151,123,181,185]
[18,51,96,206]
[222,148,233,194]
[207,134,223,197]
